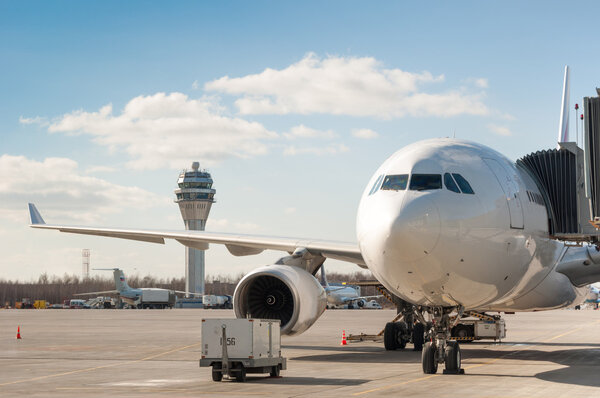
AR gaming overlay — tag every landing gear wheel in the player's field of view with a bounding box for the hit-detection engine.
[422,341,438,374]
[270,365,280,377]
[384,322,397,350]
[235,364,247,382]
[412,322,425,351]
[396,321,408,350]
[211,363,223,382]
[444,341,462,373]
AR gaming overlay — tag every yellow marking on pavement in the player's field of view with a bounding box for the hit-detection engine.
[0,342,202,387]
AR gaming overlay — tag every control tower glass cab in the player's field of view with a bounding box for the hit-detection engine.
[174,162,216,297]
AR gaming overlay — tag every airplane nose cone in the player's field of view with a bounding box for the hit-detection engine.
[387,194,441,262]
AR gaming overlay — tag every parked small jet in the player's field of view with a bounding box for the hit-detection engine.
[75,268,181,309]
[320,265,381,308]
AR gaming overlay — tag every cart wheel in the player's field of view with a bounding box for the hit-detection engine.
[270,365,280,377]
[211,364,223,382]
[235,365,247,382]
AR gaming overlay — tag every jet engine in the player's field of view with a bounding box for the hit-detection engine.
[233,264,327,336]
[357,299,366,307]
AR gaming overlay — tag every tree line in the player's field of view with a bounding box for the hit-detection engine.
[1,269,384,307]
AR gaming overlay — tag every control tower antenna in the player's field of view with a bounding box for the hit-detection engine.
[174,162,216,297]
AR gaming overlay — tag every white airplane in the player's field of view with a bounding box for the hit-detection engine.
[27,66,600,375]
[319,264,382,309]
[74,268,184,308]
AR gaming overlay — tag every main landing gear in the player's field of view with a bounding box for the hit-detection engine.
[383,303,464,375]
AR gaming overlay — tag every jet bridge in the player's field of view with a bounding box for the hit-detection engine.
[517,92,600,243]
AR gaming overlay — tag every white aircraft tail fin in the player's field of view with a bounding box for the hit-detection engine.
[558,65,571,144]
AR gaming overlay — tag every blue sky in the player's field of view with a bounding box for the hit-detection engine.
[2,1,599,280]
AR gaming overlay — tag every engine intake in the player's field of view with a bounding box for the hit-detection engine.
[233,264,327,336]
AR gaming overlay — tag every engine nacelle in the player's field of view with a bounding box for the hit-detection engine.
[233,264,327,336]
[357,299,366,307]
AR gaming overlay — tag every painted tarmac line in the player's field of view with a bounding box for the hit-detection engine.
[352,318,600,395]
[0,342,202,387]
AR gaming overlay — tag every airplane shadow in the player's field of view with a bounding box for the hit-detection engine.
[288,345,600,387]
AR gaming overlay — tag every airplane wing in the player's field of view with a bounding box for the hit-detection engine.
[74,290,119,296]
[28,204,365,267]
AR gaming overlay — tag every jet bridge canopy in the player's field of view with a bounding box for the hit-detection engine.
[517,92,600,243]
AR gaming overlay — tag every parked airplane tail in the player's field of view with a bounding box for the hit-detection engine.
[93,268,131,292]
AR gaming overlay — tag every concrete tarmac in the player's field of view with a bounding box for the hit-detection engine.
[1,308,599,397]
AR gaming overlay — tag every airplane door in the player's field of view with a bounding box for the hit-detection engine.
[482,158,524,229]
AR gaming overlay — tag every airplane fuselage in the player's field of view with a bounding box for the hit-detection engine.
[357,138,587,311]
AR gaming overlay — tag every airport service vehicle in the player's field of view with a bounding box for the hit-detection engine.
[202,295,233,309]
[69,299,88,309]
[74,268,176,309]
[27,67,600,374]
[200,318,285,382]
[363,300,383,309]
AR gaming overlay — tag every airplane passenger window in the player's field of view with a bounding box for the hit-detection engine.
[409,174,442,191]
[452,173,474,194]
[444,173,460,193]
[369,175,384,195]
[381,174,409,191]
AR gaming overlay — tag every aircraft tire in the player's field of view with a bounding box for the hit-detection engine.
[384,322,397,350]
[412,322,424,351]
[444,341,461,372]
[235,365,247,382]
[212,364,223,382]
[270,365,280,377]
[422,341,438,374]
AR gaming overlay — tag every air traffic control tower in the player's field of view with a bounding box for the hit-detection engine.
[174,162,215,297]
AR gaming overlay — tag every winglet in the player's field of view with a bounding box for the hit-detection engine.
[28,203,46,225]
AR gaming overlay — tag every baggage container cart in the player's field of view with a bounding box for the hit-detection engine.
[199,318,286,382]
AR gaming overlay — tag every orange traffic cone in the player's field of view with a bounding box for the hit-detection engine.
[340,330,347,346]
[16,326,21,339]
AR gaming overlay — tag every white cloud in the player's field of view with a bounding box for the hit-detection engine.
[205,53,489,118]
[86,165,117,173]
[0,155,167,223]
[283,124,337,140]
[43,92,277,170]
[488,124,513,136]
[283,143,349,156]
[464,77,488,89]
[352,128,379,139]
[19,116,48,126]
[284,207,296,215]
[192,80,199,89]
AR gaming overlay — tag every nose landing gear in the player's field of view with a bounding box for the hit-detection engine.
[421,306,464,375]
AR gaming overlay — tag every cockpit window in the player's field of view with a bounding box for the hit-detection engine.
[409,174,442,191]
[368,175,384,195]
[444,173,460,193]
[452,173,474,194]
[381,174,409,191]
